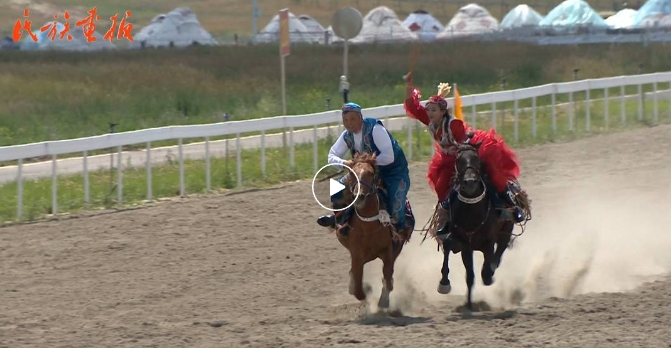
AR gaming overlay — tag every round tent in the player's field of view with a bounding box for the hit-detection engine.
[538,0,608,32]
[605,8,638,29]
[633,0,671,28]
[254,11,322,44]
[297,14,327,43]
[402,9,444,42]
[500,4,544,28]
[437,4,499,39]
[129,7,217,48]
[350,6,418,44]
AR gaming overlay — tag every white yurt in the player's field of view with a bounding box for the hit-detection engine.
[538,0,609,31]
[605,8,638,29]
[297,14,328,43]
[402,9,445,41]
[129,7,218,48]
[437,4,499,39]
[500,4,544,28]
[633,0,671,28]
[350,6,418,44]
[254,11,323,44]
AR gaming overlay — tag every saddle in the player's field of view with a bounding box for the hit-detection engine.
[337,185,415,244]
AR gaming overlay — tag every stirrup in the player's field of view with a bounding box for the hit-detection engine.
[338,224,351,237]
[512,207,525,223]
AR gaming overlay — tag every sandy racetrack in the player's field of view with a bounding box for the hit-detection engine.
[2,125,671,348]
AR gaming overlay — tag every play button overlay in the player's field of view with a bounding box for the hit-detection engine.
[311,163,360,212]
[330,178,346,196]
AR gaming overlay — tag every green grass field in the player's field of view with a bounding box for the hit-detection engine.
[1,95,668,224]
[2,41,671,152]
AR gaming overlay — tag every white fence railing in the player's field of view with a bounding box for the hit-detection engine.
[1,71,670,220]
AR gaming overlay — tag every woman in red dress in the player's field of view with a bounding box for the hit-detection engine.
[402,72,527,234]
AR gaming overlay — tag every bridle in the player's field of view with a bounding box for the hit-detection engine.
[347,165,392,226]
[455,148,487,205]
[449,146,491,241]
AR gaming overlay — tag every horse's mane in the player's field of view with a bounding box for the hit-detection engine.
[352,153,377,169]
[457,142,480,154]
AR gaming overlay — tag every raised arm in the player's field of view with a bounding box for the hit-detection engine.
[402,72,430,126]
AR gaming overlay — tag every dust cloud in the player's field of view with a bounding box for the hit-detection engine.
[361,146,671,315]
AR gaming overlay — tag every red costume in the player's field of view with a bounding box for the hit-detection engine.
[403,87,520,201]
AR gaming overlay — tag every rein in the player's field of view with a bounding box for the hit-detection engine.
[457,179,486,204]
[451,148,492,241]
[348,169,392,226]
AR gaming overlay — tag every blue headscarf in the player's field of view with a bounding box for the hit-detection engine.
[341,102,362,114]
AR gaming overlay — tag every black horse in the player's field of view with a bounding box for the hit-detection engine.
[438,142,516,311]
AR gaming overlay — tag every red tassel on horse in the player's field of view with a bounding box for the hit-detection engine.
[470,129,520,192]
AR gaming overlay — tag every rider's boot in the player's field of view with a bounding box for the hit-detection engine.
[317,203,352,236]
[434,200,451,243]
[495,182,525,223]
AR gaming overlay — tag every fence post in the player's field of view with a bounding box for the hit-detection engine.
[471,104,476,128]
[604,88,609,131]
[17,158,23,220]
[585,87,591,132]
[117,146,122,206]
[204,137,210,193]
[260,131,266,177]
[289,127,294,169]
[178,138,184,198]
[532,96,537,138]
[83,151,89,208]
[491,102,497,131]
[551,86,557,134]
[147,142,152,200]
[637,83,643,120]
[513,94,519,142]
[51,155,57,216]
[620,84,626,125]
[407,118,413,161]
[236,133,242,188]
[569,89,574,131]
[313,125,318,172]
[653,81,658,124]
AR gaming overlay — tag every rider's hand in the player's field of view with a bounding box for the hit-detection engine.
[343,160,354,168]
[403,71,413,86]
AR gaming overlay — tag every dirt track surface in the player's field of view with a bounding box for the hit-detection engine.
[2,125,671,348]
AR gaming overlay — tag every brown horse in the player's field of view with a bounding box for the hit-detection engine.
[334,153,413,309]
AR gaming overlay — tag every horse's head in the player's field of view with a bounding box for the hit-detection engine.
[455,142,485,198]
[347,153,379,209]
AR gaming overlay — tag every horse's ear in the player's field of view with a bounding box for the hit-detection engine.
[474,140,484,150]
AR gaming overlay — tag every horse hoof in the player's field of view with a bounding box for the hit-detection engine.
[490,262,499,273]
[378,294,390,309]
[483,276,494,286]
[437,283,452,294]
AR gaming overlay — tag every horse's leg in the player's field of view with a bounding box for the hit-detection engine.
[481,241,495,286]
[378,249,394,309]
[350,256,366,301]
[461,249,475,311]
[492,224,513,273]
[438,240,452,294]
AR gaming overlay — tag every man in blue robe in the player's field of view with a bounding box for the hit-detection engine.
[317,102,411,236]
